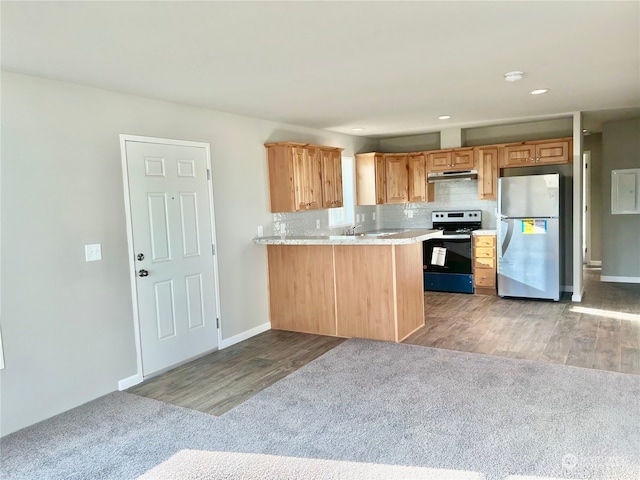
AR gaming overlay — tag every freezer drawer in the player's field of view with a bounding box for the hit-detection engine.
[497,217,560,301]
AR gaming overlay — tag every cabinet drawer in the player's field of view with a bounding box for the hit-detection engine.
[475,247,494,258]
[474,269,496,287]
[474,257,495,269]
[474,236,495,247]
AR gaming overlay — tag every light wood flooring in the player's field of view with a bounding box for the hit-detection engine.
[130,268,639,414]
[405,267,640,374]
[128,330,345,415]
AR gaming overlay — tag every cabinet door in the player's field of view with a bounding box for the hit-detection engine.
[320,149,343,208]
[452,149,475,169]
[476,147,499,200]
[427,151,451,172]
[267,245,337,335]
[473,235,495,248]
[536,141,570,165]
[501,144,536,167]
[375,154,386,204]
[292,147,322,210]
[385,155,408,203]
[408,153,432,202]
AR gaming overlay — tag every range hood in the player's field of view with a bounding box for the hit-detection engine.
[428,170,478,183]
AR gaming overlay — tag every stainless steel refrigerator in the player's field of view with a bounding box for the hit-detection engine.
[497,173,561,301]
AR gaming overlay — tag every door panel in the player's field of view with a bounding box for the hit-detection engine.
[497,217,560,300]
[125,140,219,376]
[498,174,560,218]
[384,155,408,203]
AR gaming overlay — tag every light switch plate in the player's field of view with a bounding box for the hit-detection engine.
[316,219,321,229]
[407,210,414,219]
[372,212,376,221]
[85,243,102,262]
[257,225,264,237]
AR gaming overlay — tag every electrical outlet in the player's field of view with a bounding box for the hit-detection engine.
[85,243,102,262]
[257,225,264,237]
[280,223,286,235]
[316,219,321,229]
[407,210,414,219]
[372,212,376,221]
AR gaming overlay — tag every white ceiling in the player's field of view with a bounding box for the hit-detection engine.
[2,1,639,137]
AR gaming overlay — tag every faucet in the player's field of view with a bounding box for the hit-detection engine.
[344,224,362,236]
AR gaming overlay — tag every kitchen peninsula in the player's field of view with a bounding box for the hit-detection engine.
[254,229,442,342]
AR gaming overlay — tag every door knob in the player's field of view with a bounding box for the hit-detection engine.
[138,269,149,277]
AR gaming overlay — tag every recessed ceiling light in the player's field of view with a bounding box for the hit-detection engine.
[438,115,451,120]
[351,127,365,132]
[529,89,549,95]
[504,71,524,82]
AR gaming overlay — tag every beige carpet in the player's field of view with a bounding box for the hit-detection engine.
[138,449,482,479]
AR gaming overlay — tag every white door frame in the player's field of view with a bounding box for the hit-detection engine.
[582,150,592,265]
[119,134,223,386]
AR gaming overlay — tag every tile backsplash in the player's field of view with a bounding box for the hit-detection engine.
[377,181,497,230]
[270,180,496,236]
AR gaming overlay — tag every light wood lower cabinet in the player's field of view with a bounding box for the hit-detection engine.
[267,245,337,335]
[473,235,497,295]
[266,243,424,342]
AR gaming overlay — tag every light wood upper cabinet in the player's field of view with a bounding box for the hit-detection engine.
[501,138,571,168]
[356,153,386,205]
[536,140,572,165]
[384,154,408,204]
[427,148,475,172]
[375,155,386,204]
[292,146,322,211]
[407,153,434,203]
[475,146,499,200]
[354,137,571,205]
[266,142,343,213]
[320,148,343,208]
[501,144,536,167]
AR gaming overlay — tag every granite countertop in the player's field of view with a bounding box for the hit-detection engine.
[472,229,497,236]
[253,229,443,245]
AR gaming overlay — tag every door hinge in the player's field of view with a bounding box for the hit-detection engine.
[216,318,220,329]
[212,244,216,255]
[207,169,211,180]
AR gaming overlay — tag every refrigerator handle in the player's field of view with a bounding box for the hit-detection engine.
[499,218,515,259]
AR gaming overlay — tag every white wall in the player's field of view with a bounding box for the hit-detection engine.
[0,72,377,436]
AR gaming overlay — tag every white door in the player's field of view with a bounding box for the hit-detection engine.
[122,136,220,377]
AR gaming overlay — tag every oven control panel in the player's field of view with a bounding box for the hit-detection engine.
[432,210,482,222]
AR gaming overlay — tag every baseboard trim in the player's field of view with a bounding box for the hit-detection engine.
[588,261,602,267]
[600,275,640,284]
[118,373,143,391]
[220,322,271,349]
